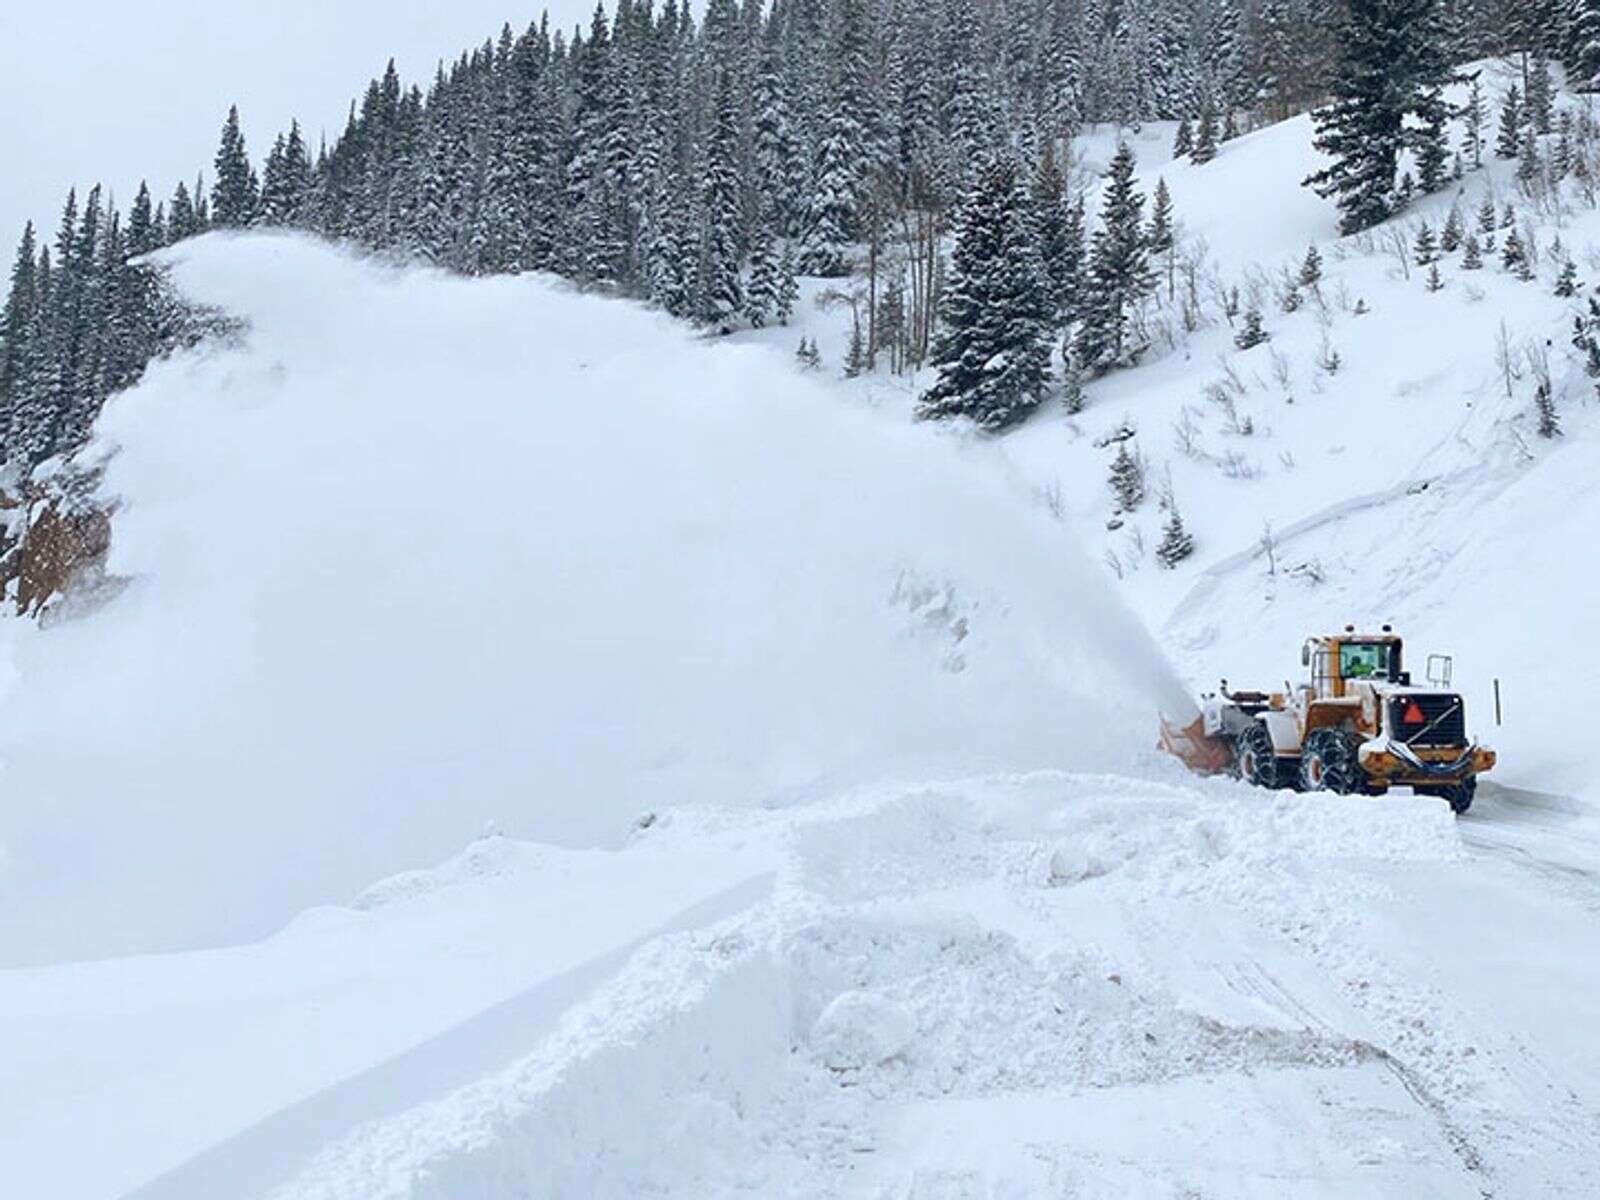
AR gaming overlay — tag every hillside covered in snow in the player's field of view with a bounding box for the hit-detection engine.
[4,4,1600,1199]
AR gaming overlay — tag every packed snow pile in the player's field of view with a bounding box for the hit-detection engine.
[0,231,1177,966]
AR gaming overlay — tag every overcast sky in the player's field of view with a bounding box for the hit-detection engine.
[0,2,601,251]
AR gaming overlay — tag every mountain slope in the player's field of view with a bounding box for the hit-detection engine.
[5,64,1600,1200]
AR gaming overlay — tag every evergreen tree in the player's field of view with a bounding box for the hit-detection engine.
[1076,143,1154,372]
[1304,0,1461,234]
[1477,194,1498,250]
[1496,86,1524,158]
[1527,54,1555,133]
[1425,260,1445,291]
[169,180,198,242]
[695,25,744,330]
[1108,440,1145,511]
[1461,231,1484,268]
[260,120,313,227]
[1571,0,1600,92]
[1156,501,1195,567]
[1535,380,1561,436]
[1518,123,1543,185]
[1299,243,1324,288]
[775,246,800,326]
[918,155,1054,430]
[1502,226,1531,277]
[744,220,782,329]
[127,184,156,257]
[1060,347,1086,414]
[1147,177,1175,258]
[1234,305,1270,349]
[211,105,258,227]
[1192,99,1219,165]
[1441,204,1464,252]
[1413,221,1438,265]
[1033,143,1079,327]
[1172,116,1194,159]
[844,312,866,377]
[0,222,39,454]
[1462,76,1486,169]
[1414,89,1451,193]
[1556,257,1581,296]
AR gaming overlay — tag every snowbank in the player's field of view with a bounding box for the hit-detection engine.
[0,232,1168,965]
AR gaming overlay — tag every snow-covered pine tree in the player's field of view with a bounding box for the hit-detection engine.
[1462,76,1486,169]
[1032,142,1077,328]
[1413,221,1438,265]
[1556,257,1581,296]
[1502,226,1531,277]
[1496,86,1524,158]
[1300,243,1324,288]
[753,34,805,242]
[1477,195,1498,249]
[800,0,871,277]
[0,222,39,455]
[1535,380,1561,436]
[1075,143,1154,373]
[1304,0,1459,233]
[1108,440,1145,512]
[1147,177,1175,260]
[1425,260,1445,291]
[917,154,1053,430]
[1462,231,1484,268]
[211,106,258,227]
[1441,204,1464,252]
[168,180,197,243]
[126,184,156,258]
[1061,346,1086,414]
[1553,112,1574,178]
[1414,88,1451,193]
[1235,305,1269,349]
[743,220,781,329]
[695,8,745,332]
[1156,501,1195,567]
[844,312,866,377]
[1527,54,1555,134]
[776,245,799,326]
[1517,124,1543,186]
[1571,0,1600,92]
[1192,99,1219,165]
[1172,116,1194,158]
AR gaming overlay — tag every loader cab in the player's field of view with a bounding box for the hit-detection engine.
[1302,630,1404,699]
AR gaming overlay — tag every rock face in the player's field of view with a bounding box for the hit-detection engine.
[0,468,113,617]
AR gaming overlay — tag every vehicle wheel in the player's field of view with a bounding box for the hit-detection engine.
[1298,728,1367,795]
[1437,776,1476,815]
[1235,722,1289,791]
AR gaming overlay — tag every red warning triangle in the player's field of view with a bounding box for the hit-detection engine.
[1403,701,1426,725]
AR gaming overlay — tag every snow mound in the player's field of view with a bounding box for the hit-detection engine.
[809,989,915,1070]
[0,232,1171,966]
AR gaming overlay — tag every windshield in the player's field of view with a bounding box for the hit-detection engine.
[1339,642,1392,679]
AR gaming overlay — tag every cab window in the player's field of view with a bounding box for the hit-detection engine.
[1339,642,1388,679]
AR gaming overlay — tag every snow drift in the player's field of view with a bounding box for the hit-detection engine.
[0,232,1169,965]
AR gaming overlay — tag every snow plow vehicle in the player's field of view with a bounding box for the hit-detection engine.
[1159,626,1495,813]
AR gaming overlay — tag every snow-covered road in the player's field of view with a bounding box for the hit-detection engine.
[13,770,1590,1200]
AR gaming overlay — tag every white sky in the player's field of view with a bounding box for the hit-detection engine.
[0,2,601,251]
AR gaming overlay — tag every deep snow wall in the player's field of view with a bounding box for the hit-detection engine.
[0,233,1171,966]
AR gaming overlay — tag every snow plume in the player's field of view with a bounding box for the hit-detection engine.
[0,233,1158,966]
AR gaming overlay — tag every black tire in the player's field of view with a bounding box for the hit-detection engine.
[1432,776,1476,815]
[1299,728,1367,795]
[1235,722,1290,791]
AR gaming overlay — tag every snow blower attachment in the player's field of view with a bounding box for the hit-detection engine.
[1159,627,1495,814]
